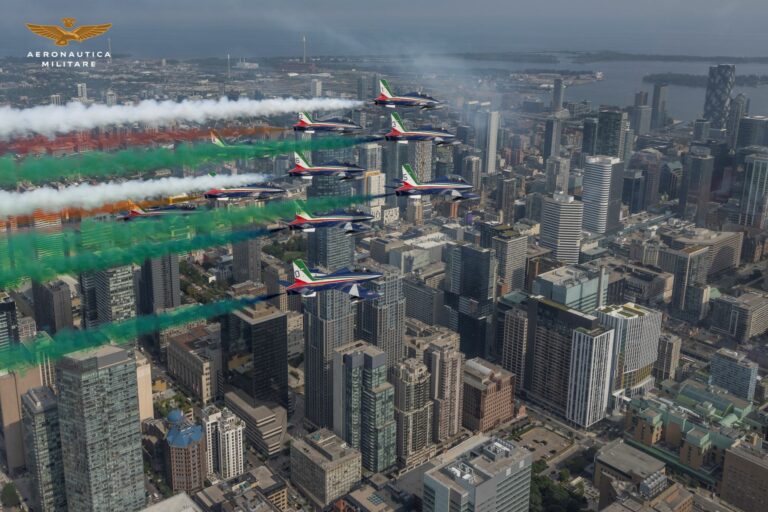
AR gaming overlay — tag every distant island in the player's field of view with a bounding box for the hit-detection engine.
[571,51,768,64]
[642,73,768,88]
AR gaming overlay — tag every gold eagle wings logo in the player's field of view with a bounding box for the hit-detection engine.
[26,18,112,46]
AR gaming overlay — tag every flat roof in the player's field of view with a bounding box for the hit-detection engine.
[596,440,665,479]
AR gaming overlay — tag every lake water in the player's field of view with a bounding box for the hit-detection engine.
[425,55,768,123]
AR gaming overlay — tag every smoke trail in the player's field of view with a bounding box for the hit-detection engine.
[1,294,277,372]
[0,194,370,288]
[0,135,375,187]
[0,97,363,139]
[0,125,286,156]
[0,174,270,217]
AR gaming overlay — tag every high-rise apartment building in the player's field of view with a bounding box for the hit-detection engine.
[582,155,623,234]
[533,265,608,313]
[739,154,768,229]
[217,409,245,480]
[57,346,145,511]
[661,245,710,322]
[95,265,136,324]
[545,155,570,195]
[582,117,599,157]
[332,341,396,472]
[653,333,681,382]
[597,303,663,399]
[540,194,583,265]
[710,348,758,402]
[407,140,434,182]
[21,387,67,512]
[356,269,406,369]
[164,410,207,493]
[567,326,615,428]
[543,117,561,161]
[703,64,736,129]
[392,358,434,468]
[0,292,19,351]
[424,338,464,443]
[423,438,532,512]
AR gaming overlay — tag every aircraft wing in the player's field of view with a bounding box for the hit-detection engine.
[338,282,380,300]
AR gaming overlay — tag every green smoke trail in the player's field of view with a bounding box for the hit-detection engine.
[0,136,373,187]
[0,294,276,372]
[0,194,368,288]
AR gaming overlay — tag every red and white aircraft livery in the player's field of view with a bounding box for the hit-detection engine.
[374,79,441,109]
[288,152,365,180]
[394,164,477,201]
[292,112,361,133]
[283,259,382,301]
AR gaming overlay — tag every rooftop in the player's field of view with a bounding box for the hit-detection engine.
[596,440,666,479]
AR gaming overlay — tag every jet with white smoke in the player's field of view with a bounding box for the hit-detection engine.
[0,173,270,216]
[0,97,363,139]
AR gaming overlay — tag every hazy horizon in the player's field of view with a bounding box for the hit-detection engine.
[3,0,768,59]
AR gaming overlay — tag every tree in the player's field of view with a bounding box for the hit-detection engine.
[1,483,20,508]
[559,468,571,481]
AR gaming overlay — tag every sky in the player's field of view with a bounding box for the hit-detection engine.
[2,0,767,59]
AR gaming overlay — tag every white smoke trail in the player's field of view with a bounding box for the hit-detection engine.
[0,173,270,216]
[0,97,363,139]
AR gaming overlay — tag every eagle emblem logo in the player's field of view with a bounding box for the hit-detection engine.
[26,18,112,46]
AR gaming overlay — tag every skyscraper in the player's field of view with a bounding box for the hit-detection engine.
[492,230,528,294]
[597,303,663,400]
[217,409,245,480]
[678,146,714,227]
[596,109,628,159]
[545,155,570,195]
[484,110,500,174]
[407,140,434,182]
[552,77,565,111]
[461,154,483,189]
[629,105,652,135]
[543,117,561,161]
[164,411,207,493]
[423,438,532,512]
[57,346,145,511]
[232,237,262,284]
[95,265,136,323]
[0,292,19,351]
[358,142,383,171]
[651,82,668,130]
[392,358,433,468]
[332,341,396,472]
[653,333,681,382]
[661,245,710,322]
[32,280,73,335]
[423,338,464,443]
[703,64,736,129]
[739,154,768,229]
[139,254,181,315]
[225,302,288,407]
[582,117,599,157]
[523,295,612,424]
[356,269,406,368]
[443,243,497,358]
[566,326,615,428]
[21,387,67,512]
[540,193,583,264]
[727,93,750,147]
[710,348,758,402]
[582,156,623,234]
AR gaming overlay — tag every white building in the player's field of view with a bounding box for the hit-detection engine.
[200,406,244,480]
[541,193,583,264]
[597,303,663,402]
[582,156,620,234]
[566,327,614,428]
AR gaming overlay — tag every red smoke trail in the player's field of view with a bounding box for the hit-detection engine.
[0,125,287,156]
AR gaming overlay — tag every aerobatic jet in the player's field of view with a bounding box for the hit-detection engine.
[288,152,365,180]
[292,112,361,133]
[394,164,477,200]
[385,113,456,145]
[283,259,382,301]
[118,204,200,221]
[374,79,441,109]
[203,184,285,200]
[286,207,373,233]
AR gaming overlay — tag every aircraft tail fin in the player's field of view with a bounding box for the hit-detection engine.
[402,164,420,187]
[390,112,406,134]
[295,205,312,221]
[379,79,394,99]
[292,259,316,283]
[298,111,314,125]
[210,130,228,147]
[293,151,311,169]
